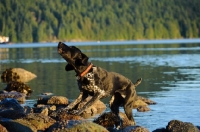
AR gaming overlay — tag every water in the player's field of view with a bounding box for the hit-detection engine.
[0,39,200,131]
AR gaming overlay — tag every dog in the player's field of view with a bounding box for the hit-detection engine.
[57,42,142,128]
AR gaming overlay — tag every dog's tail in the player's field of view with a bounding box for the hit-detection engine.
[134,78,142,87]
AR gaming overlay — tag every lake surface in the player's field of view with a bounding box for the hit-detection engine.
[0,39,200,131]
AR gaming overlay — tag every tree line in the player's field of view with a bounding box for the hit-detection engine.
[0,0,200,43]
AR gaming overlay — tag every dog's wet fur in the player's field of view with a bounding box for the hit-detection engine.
[57,42,142,128]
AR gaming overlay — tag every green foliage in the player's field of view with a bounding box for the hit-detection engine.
[0,0,200,42]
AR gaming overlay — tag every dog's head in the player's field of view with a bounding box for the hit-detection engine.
[57,42,89,71]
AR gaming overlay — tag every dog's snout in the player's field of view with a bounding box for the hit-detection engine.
[58,42,63,48]
[57,42,65,54]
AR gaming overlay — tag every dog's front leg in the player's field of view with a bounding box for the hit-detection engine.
[65,91,85,111]
[71,93,103,115]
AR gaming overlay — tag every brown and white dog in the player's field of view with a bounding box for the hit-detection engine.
[57,42,142,128]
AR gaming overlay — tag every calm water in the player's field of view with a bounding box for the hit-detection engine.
[0,40,200,131]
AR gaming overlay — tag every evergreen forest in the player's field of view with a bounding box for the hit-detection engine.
[0,0,200,43]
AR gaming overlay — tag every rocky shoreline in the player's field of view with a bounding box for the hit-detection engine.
[0,68,199,132]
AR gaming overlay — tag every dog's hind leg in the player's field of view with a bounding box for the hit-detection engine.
[123,84,137,125]
[110,92,124,129]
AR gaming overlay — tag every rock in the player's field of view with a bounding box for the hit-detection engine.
[24,113,56,131]
[0,109,26,119]
[49,108,83,121]
[0,124,8,132]
[76,96,106,115]
[47,121,109,132]
[108,126,150,132]
[93,112,135,129]
[66,121,109,132]
[56,112,83,121]
[40,92,54,96]
[166,120,199,132]
[33,104,58,117]
[1,68,37,83]
[0,98,24,111]
[132,96,154,112]
[0,91,26,102]
[40,107,49,116]
[133,99,148,108]
[0,118,37,132]
[137,106,150,112]
[152,128,166,132]
[4,81,33,96]
[37,96,50,104]
[47,96,69,105]
[0,98,26,119]
[23,106,33,114]
[137,96,156,105]
[46,120,82,132]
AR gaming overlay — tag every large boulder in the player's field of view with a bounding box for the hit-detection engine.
[1,68,37,83]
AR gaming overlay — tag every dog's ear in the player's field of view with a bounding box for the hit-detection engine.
[74,53,89,66]
[65,64,74,71]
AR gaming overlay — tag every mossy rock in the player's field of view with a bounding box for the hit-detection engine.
[166,120,199,132]
[4,81,33,96]
[64,121,109,132]
[24,113,56,131]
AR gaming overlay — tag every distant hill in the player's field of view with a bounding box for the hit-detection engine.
[0,0,199,43]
